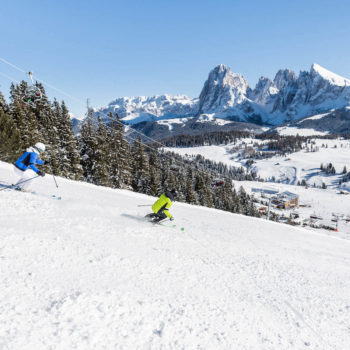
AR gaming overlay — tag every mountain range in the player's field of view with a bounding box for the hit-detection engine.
[87,63,350,138]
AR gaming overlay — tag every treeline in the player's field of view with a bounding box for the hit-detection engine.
[159,130,251,148]
[256,135,306,155]
[0,81,260,218]
[0,82,82,179]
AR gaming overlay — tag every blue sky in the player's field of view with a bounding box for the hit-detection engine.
[1,0,349,116]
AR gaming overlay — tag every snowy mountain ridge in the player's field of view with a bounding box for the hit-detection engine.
[93,63,350,131]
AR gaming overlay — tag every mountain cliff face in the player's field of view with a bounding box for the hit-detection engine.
[93,63,350,134]
[198,64,250,114]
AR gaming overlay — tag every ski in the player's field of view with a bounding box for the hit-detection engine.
[30,191,62,200]
[154,221,184,231]
[0,183,62,200]
[122,214,184,231]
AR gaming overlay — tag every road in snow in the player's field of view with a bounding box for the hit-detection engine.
[0,161,350,349]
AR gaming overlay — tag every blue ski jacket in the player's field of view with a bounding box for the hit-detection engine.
[14,147,45,173]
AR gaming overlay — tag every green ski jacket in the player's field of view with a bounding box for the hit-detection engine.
[152,192,173,219]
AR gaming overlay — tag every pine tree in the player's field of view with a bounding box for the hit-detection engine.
[10,82,40,146]
[59,101,83,179]
[49,99,64,176]
[80,119,98,183]
[114,114,132,188]
[195,172,213,207]
[185,168,197,204]
[0,92,8,113]
[0,109,21,162]
[238,186,249,215]
[93,117,110,186]
[232,188,242,213]
[148,150,161,196]
[132,137,149,193]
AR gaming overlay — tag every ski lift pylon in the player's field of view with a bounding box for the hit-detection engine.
[22,71,42,107]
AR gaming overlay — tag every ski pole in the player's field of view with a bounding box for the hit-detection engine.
[51,172,58,188]
[52,174,58,188]
[0,175,39,191]
[47,163,58,188]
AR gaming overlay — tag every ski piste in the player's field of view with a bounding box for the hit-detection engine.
[0,183,62,200]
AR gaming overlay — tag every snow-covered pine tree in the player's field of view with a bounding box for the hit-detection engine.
[132,136,150,193]
[239,185,253,215]
[93,117,111,186]
[31,82,53,143]
[108,113,132,188]
[58,101,82,179]
[49,99,64,176]
[10,82,40,147]
[106,112,121,188]
[79,118,98,183]
[231,188,242,213]
[0,108,21,162]
[195,172,213,207]
[148,150,161,196]
[0,92,8,113]
[216,180,233,212]
[185,167,197,204]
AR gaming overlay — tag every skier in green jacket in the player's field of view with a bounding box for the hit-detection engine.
[145,189,178,223]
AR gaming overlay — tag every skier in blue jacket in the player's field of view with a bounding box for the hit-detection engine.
[13,142,46,190]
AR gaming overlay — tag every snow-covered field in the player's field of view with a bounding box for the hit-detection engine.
[274,127,329,136]
[252,139,350,188]
[1,161,350,349]
[166,138,350,188]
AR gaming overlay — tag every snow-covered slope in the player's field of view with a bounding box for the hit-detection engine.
[1,160,350,349]
[92,63,350,134]
[272,107,350,135]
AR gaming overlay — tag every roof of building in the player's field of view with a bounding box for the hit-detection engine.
[278,191,299,201]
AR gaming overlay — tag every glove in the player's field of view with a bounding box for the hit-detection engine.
[37,170,45,177]
[170,216,174,221]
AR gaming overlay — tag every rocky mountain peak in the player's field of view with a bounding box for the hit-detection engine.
[198,64,249,114]
[273,69,297,90]
[251,77,278,104]
[310,63,350,86]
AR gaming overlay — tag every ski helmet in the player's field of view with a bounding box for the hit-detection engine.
[34,142,46,153]
[170,189,178,198]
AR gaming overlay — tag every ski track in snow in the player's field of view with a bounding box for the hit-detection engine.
[0,161,350,349]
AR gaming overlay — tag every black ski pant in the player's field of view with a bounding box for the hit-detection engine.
[147,210,167,222]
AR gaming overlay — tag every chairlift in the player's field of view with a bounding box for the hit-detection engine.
[170,164,181,172]
[22,71,42,107]
[211,179,225,189]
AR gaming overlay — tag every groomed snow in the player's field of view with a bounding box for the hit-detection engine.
[1,161,350,349]
[275,127,329,136]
